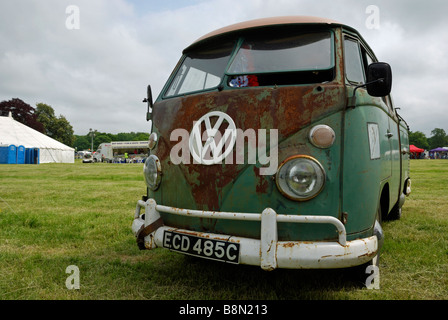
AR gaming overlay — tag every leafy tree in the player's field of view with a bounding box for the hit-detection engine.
[0,98,44,132]
[53,115,75,146]
[94,134,112,148]
[73,135,90,151]
[428,128,448,150]
[115,132,134,141]
[409,131,429,150]
[35,103,74,147]
[34,103,55,136]
[134,132,150,141]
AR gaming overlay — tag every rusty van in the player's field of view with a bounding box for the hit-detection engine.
[132,16,411,271]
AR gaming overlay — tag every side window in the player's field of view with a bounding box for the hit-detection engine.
[383,94,395,114]
[344,37,365,85]
[362,49,374,76]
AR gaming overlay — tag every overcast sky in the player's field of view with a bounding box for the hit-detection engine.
[0,0,446,136]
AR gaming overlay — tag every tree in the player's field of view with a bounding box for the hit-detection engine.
[35,103,55,136]
[409,131,429,150]
[0,98,44,133]
[428,128,448,150]
[73,135,90,151]
[35,103,74,147]
[115,132,134,141]
[134,132,150,141]
[53,115,75,146]
[94,134,112,149]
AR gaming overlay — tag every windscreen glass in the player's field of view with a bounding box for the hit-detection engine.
[228,32,333,74]
[165,42,234,97]
[164,31,334,97]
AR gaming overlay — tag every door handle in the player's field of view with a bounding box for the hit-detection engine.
[386,131,393,138]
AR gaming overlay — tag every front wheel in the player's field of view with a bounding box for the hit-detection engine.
[365,203,383,267]
[387,201,402,221]
[350,204,383,287]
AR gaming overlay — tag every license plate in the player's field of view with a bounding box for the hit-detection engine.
[163,231,240,264]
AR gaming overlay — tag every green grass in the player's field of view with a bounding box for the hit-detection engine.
[0,160,447,300]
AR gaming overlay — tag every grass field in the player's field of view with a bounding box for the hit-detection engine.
[0,159,447,301]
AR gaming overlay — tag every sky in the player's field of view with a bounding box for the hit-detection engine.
[0,0,446,137]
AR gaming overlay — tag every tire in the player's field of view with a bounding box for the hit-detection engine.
[350,204,382,287]
[387,201,402,221]
[368,203,383,267]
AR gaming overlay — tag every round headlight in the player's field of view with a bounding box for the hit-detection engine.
[143,155,162,190]
[309,125,335,149]
[276,155,326,201]
[148,132,158,150]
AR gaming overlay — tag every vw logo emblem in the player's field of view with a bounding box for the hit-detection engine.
[189,111,237,165]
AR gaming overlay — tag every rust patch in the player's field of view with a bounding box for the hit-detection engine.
[254,166,269,194]
[152,84,345,228]
[279,242,297,248]
[278,241,316,248]
[172,229,231,242]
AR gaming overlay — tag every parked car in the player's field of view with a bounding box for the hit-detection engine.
[82,152,93,163]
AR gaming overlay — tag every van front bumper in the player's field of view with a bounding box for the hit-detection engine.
[132,199,378,271]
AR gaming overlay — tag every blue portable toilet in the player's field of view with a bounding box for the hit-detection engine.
[0,146,6,163]
[25,148,32,164]
[0,145,17,164]
[33,148,40,164]
[25,148,40,164]
[16,145,26,164]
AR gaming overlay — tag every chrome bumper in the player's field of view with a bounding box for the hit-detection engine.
[132,199,378,271]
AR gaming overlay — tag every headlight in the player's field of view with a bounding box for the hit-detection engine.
[309,125,335,149]
[405,179,411,196]
[275,155,326,201]
[148,132,158,150]
[143,155,162,190]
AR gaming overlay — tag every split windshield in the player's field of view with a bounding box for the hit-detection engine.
[164,31,333,98]
[228,32,332,74]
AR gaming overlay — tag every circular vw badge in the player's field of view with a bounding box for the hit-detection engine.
[189,111,237,165]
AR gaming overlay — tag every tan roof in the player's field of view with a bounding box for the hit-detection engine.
[190,16,344,46]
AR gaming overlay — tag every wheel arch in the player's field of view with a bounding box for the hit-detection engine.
[378,183,390,221]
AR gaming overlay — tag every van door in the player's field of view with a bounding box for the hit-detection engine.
[343,36,385,233]
[343,35,398,232]
[360,46,394,183]
[384,96,401,209]
[360,42,402,213]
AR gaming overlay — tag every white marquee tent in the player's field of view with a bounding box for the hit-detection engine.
[0,113,74,163]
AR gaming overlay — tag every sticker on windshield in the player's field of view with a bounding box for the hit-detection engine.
[368,123,380,160]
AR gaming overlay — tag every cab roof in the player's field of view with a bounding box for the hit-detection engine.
[186,16,350,51]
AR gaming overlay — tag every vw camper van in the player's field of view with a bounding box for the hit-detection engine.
[132,16,411,271]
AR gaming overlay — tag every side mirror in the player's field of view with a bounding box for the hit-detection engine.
[143,85,153,121]
[366,62,392,97]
